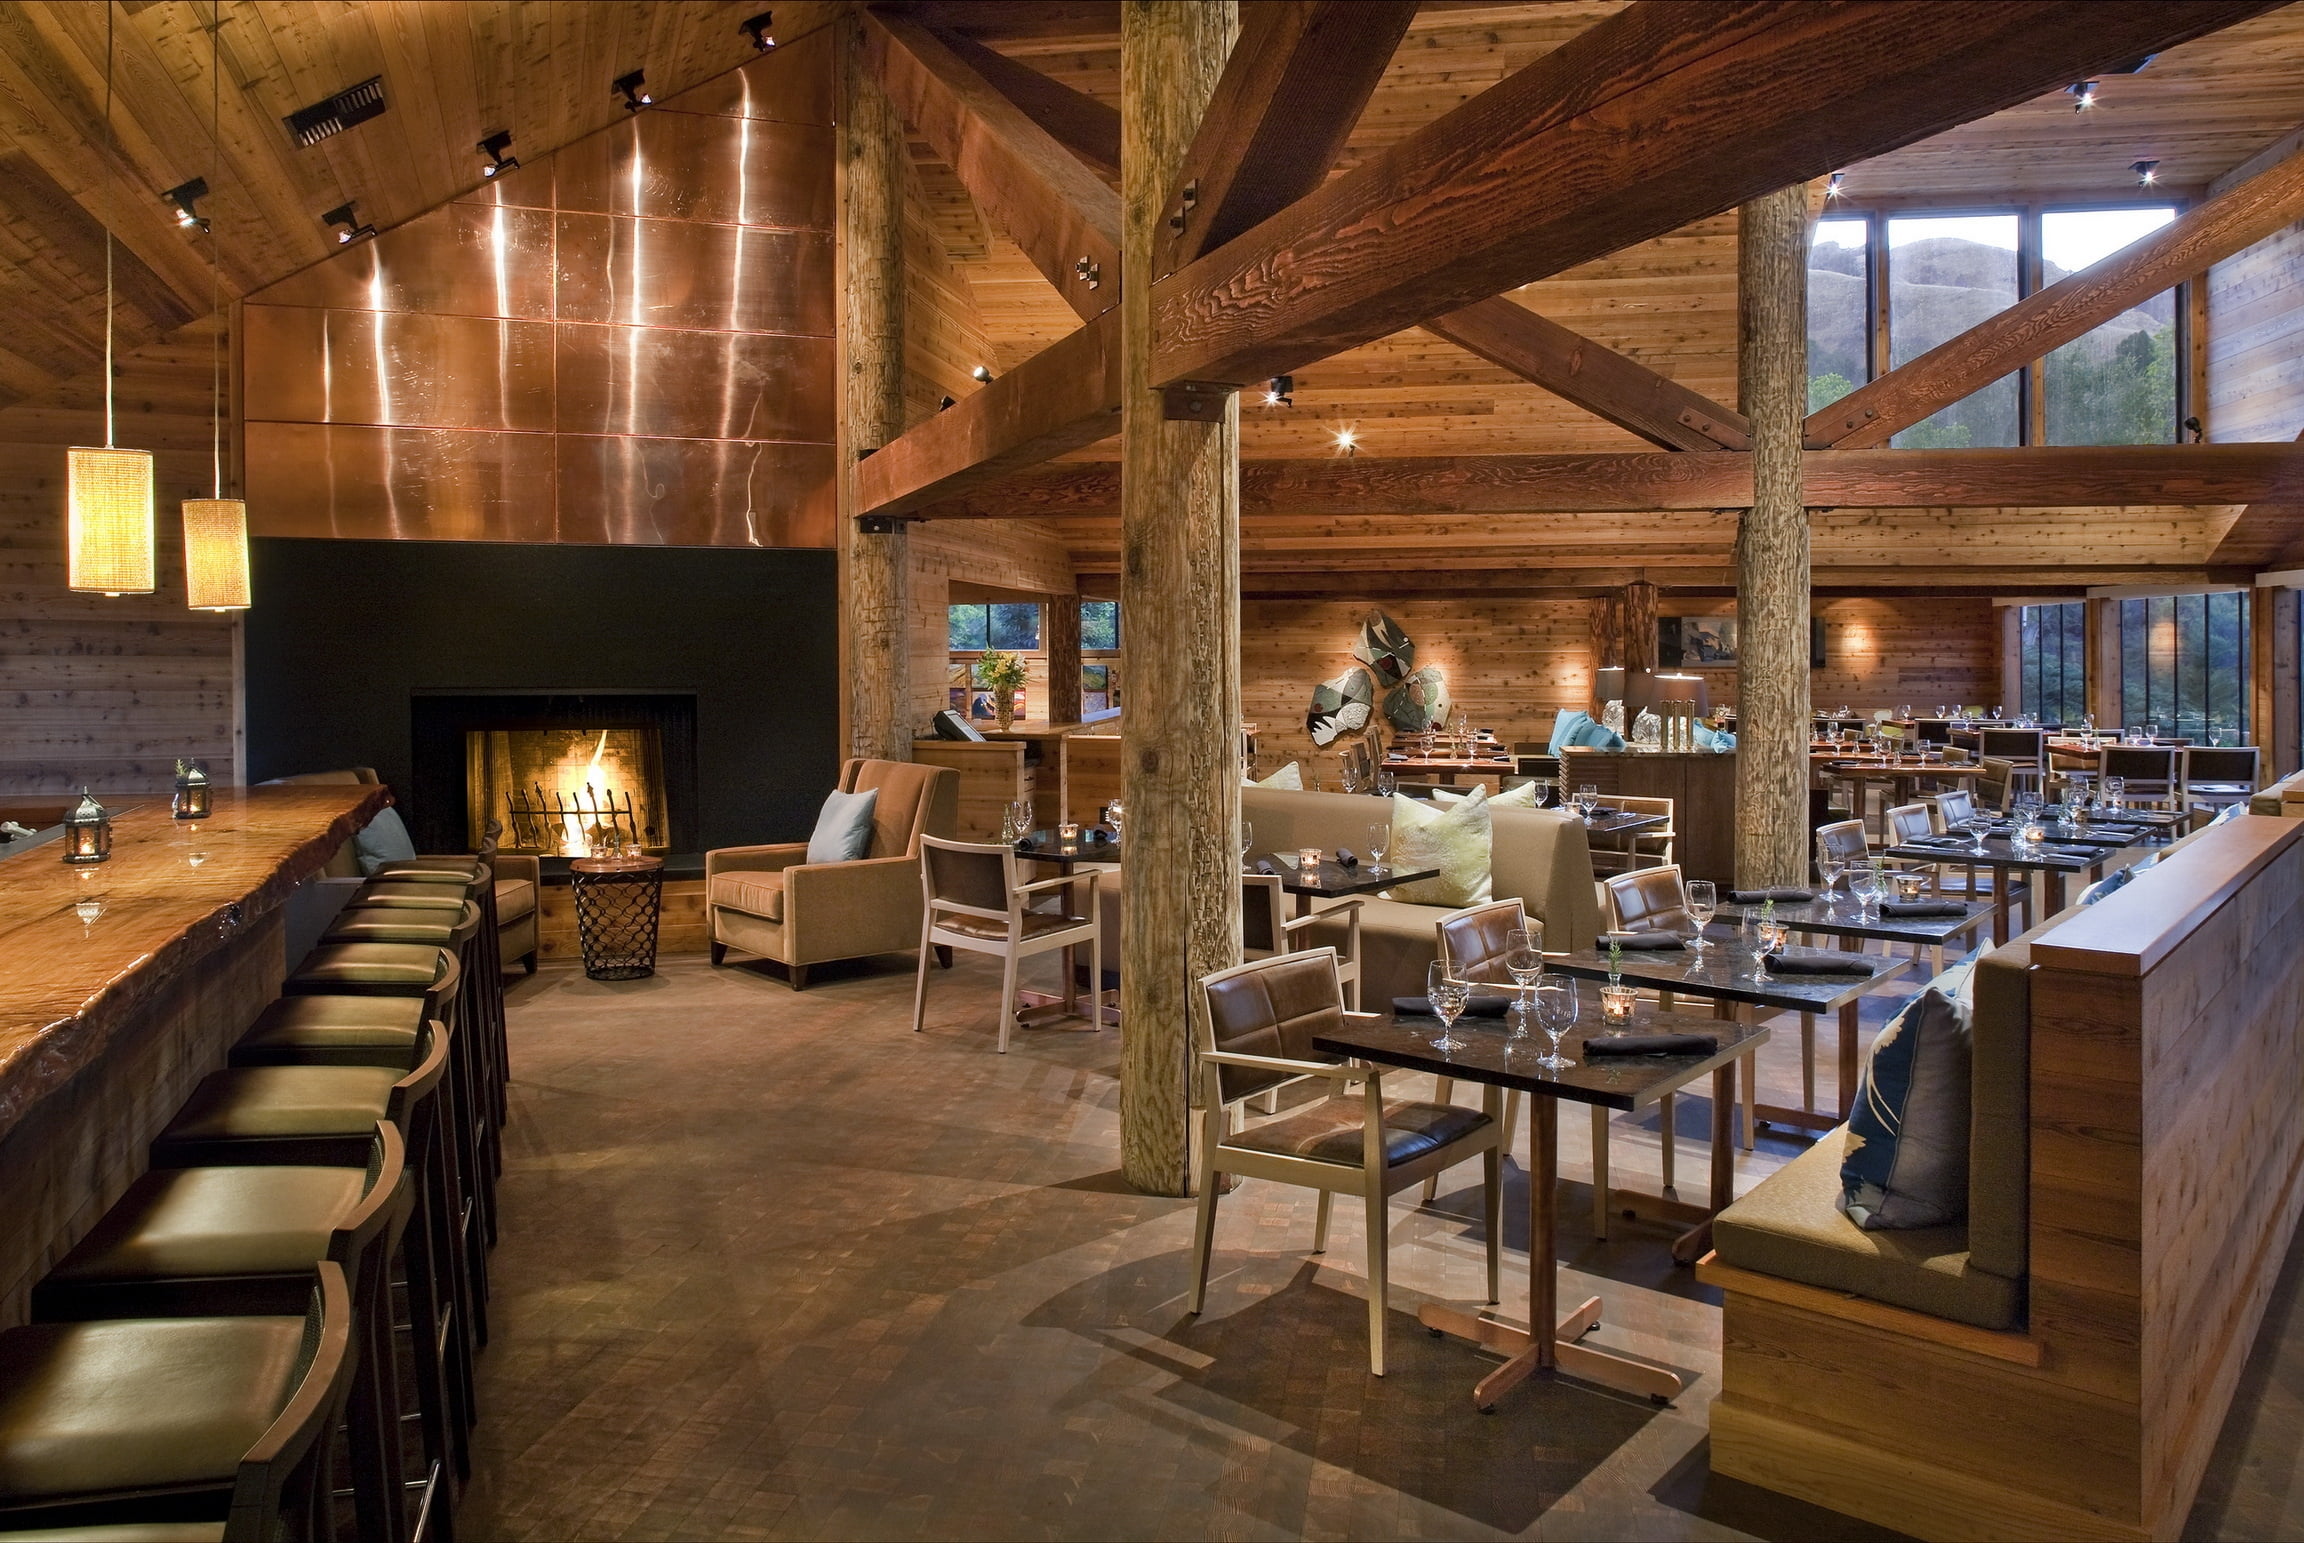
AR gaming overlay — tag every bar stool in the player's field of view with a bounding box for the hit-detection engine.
[33,1125,420,1543]
[0,1262,355,1540]
[356,861,508,1138]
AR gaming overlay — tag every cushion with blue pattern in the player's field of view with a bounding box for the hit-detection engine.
[1839,962,1974,1230]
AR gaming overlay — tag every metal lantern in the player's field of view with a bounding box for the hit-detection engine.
[62,790,112,864]
[172,758,212,821]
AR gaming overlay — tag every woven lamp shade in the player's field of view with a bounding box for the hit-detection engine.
[66,446,156,594]
[182,498,251,610]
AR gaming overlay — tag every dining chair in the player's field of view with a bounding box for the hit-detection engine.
[2098,745,2182,809]
[1599,865,1758,1158]
[2182,746,2260,810]
[1187,949,1502,1376]
[914,835,1101,1054]
[1975,757,2016,813]
[1979,729,2047,796]
[1243,874,1363,1009]
[1589,794,1675,875]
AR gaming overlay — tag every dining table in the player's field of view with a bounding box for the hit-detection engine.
[1382,754,1516,784]
[1315,989,1769,1410]
[1247,851,1440,919]
[1884,830,2142,935]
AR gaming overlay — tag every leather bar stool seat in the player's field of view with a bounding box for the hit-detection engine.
[317,909,462,948]
[231,995,424,1067]
[0,1523,227,1539]
[284,943,442,996]
[371,858,483,883]
[346,882,466,911]
[156,1067,399,1154]
[36,1167,365,1312]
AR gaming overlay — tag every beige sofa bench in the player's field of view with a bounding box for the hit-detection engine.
[2248,763,2304,815]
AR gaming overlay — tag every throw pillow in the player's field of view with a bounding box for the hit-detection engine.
[1839,962,1975,1230]
[1488,780,1540,809]
[351,806,419,876]
[1547,711,1594,756]
[1247,761,1302,790]
[806,786,880,864]
[1384,786,1493,907]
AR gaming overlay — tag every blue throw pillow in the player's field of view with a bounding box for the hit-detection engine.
[351,806,419,876]
[1547,710,1592,756]
[806,786,879,864]
[1548,710,1626,754]
[1840,963,1974,1230]
[1693,724,1737,752]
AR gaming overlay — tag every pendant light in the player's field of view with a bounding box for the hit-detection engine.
[67,0,156,597]
[183,0,248,611]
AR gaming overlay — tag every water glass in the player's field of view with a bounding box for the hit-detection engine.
[1504,926,1543,1028]
[1684,880,1717,955]
[1817,853,1846,906]
[1752,919,1788,981]
[1532,980,1577,1070]
[1375,769,1398,798]
[1427,962,1471,1053]
[1240,821,1254,865]
[1966,813,1994,853]
[1366,821,1392,876]
[1575,784,1600,821]
[1847,866,1882,918]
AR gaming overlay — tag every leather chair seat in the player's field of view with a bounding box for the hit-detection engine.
[0,1316,308,1500]
[285,944,440,993]
[160,1067,399,1144]
[44,1168,365,1287]
[372,857,482,883]
[493,878,536,923]
[709,872,784,924]
[233,996,424,1058]
[318,910,456,947]
[0,1524,227,1539]
[937,911,1087,942]
[347,882,466,911]
[1227,1099,1491,1167]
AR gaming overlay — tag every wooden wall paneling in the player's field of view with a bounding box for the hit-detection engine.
[910,737,1030,839]
[906,518,1076,730]
[2207,219,2304,445]
[2272,585,2301,778]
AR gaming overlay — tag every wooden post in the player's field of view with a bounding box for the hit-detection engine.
[1998,604,2024,717]
[2273,587,2300,779]
[839,17,912,762]
[1044,591,1083,726]
[1120,0,1238,1199]
[2086,596,2123,732]
[1622,581,1660,674]
[1734,184,1813,888]
[1589,591,1625,671]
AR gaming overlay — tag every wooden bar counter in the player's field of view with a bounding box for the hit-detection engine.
[0,783,389,1326]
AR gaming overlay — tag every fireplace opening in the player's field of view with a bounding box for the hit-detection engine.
[468,725,668,855]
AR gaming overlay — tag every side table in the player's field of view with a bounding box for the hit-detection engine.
[569,855,664,980]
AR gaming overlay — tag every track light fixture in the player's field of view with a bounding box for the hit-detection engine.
[478,130,519,179]
[2131,158,2160,187]
[740,12,776,52]
[1333,427,1357,456]
[321,202,375,245]
[2067,80,2099,111]
[938,396,956,411]
[2185,416,2204,444]
[163,176,210,231]
[1264,375,1293,407]
[971,364,994,382]
[1825,170,1845,200]
[614,70,651,111]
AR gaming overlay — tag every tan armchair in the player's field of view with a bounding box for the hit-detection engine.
[706,758,959,989]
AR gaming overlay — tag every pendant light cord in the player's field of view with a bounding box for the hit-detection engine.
[102,0,115,450]
[208,0,223,499]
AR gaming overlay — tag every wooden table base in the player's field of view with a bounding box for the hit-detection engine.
[1419,1297,1683,1406]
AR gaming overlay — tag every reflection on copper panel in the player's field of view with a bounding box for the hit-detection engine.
[248,203,557,319]
[554,327,833,442]
[552,112,834,230]
[555,436,835,548]
[451,151,556,215]
[245,422,557,543]
[659,30,834,125]
[554,215,833,336]
[243,305,556,432]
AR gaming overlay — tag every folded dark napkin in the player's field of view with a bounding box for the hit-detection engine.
[1391,995,1512,1019]
[1584,1032,1714,1058]
[1907,834,1973,848]
[1253,857,1278,875]
[1878,899,1968,917]
[1761,952,1878,975]
[1730,886,1815,903]
[1583,805,1623,818]
[1016,836,1040,850]
[2041,845,2105,860]
[1596,931,1686,950]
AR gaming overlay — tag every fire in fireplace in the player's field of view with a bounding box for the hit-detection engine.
[466,725,669,856]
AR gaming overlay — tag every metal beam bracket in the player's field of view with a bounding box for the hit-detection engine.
[1160,381,1237,421]
[856,513,915,534]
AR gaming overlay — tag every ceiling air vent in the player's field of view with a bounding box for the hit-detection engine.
[283,77,386,148]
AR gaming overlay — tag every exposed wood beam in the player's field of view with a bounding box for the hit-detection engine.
[857,311,1122,516]
[1423,296,1751,451]
[932,29,1121,181]
[909,444,2304,519]
[1150,0,2275,389]
[861,8,1122,322]
[2209,426,2304,569]
[1811,133,2304,448]
[1079,565,2223,597]
[0,149,196,335]
[1154,0,1417,278]
[877,3,1122,43]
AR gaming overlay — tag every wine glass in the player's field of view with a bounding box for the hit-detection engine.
[1504,927,1543,1031]
[1426,961,1471,1053]
[1103,799,1125,835]
[1817,849,1847,907]
[1965,811,1994,854]
[1528,776,1553,808]
[1848,864,1882,919]
[1239,820,1254,865]
[1684,880,1717,957]
[1366,821,1391,877]
[1375,769,1398,798]
[1531,980,1577,1070]
[1750,919,1786,982]
[1574,784,1600,821]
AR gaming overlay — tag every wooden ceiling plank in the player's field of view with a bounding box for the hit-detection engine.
[1154,0,1418,277]
[1423,294,1750,451]
[1813,128,2304,449]
[1150,0,2279,389]
[860,8,1121,323]
[932,28,1120,180]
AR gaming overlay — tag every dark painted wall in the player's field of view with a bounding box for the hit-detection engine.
[244,538,839,851]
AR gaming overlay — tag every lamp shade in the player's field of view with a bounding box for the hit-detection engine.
[67,446,155,594]
[182,498,251,611]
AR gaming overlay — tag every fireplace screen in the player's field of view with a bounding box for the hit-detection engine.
[467,727,668,856]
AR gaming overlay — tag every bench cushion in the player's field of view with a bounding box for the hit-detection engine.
[711,872,785,924]
[1714,1126,2020,1331]
[494,877,537,923]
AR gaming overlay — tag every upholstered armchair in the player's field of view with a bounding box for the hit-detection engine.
[706,758,959,989]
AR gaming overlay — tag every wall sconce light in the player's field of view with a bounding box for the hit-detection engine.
[172,759,212,821]
[740,12,776,52]
[971,364,994,383]
[478,130,519,179]
[322,202,375,244]
[163,176,210,231]
[61,791,113,865]
[2131,159,2160,186]
[1264,375,1293,407]
[614,70,652,111]
[2067,80,2099,111]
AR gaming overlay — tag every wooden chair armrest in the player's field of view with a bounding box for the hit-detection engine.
[1014,872,1093,898]
[707,842,809,877]
[1203,1050,1373,1085]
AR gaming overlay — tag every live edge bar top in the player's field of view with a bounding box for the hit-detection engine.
[0,783,390,1138]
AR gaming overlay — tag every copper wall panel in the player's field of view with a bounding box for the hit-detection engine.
[554,215,834,337]
[660,30,834,126]
[243,306,556,432]
[245,423,558,543]
[551,113,835,231]
[252,204,558,320]
[554,327,835,443]
[555,436,835,548]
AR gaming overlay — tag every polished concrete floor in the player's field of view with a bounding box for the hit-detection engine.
[460,949,2304,1541]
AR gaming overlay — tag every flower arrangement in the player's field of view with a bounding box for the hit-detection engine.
[973,649,1028,728]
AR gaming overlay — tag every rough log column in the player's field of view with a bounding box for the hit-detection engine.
[1622,580,1660,674]
[1044,588,1084,726]
[1120,0,1238,1197]
[839,17,912,761]
[1734,184,1814,888]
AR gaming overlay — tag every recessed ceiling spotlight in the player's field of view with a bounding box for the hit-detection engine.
[2067,80,2099,111]
[971,364,994,382]
[162,176,209,231]
[2132,158,2160,186]
[613,70,652,111]
[321,201,375,245]
[1264,374,1294,408]
[740,12,776,52]
[477,130,519,179]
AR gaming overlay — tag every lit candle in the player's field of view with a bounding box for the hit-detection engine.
[1298,847,1325,873]
[1894,873,1927,900]
[1600,984,1638,1025]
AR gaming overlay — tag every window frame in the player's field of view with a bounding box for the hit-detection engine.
[2114,589,2250,743]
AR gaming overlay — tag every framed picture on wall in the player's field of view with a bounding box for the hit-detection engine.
[1659,617,1827,669]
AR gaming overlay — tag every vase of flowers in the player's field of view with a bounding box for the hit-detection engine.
[975,649,1028,730]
